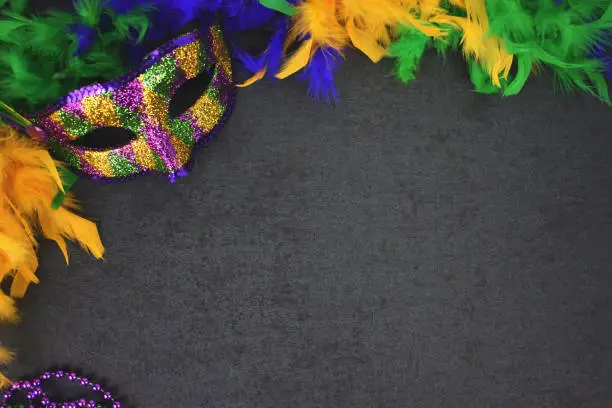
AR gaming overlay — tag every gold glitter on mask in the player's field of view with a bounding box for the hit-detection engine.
[191,94,222,132]
[211,28,232,76]
[82,95,121,127]
[141,86,169,130]
[50,111,77,140]
[82,151,113,177]
[171,135,191,167]
[175,41,201,80]
[131,138,156,170]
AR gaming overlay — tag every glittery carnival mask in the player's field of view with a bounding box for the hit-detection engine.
[30,26,235,182]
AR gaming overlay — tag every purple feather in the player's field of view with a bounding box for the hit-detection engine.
[222,3,275,31]
[299,46,342,103]
[106,0,273,34]
[71,24,97,56]
[104,0,150,14]
[233,16,288,77]
[589,31,612,79]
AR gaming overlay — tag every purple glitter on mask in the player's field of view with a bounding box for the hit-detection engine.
[113,80,145,111]
[142,119,179,170]
[117,143,136,162]
[62,104,85,118]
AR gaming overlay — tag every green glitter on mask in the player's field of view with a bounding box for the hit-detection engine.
[109,152,138,177]
[116,105,144,135]
[197,46,210,72]
[139,56,176,99]
[58,110,94,137]
[169,118,195,148]
[207,86,220,101]
[151,150,168,172]
[47,138,82,170]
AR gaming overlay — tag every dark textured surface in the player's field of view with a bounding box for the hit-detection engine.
[5,48,612,407]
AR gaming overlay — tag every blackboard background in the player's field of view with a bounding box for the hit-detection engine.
[4,2,612,407]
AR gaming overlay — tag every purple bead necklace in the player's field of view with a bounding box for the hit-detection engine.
[1,370,120,408]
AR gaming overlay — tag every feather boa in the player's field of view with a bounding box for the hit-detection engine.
[0,125,104,384]
[1,0,610,108]
[389,0,612,103]
[261,0,449,101]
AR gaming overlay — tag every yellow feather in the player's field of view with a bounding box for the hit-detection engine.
[0,293,18,323]
[237,67,268,87]
[0,347,13,365]
[0,232,28,274]
[0,372,11,389]
[0,344,13,389]
[275,0,452,79]
[433,1,513,87]
[0,124,105,385]
[38,202,105,262]
[293,0,348,50]
[339,0,444,59]
[277,38,315,79]
[346,19,387,62]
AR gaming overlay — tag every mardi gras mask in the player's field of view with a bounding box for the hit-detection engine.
[30,25,235,182]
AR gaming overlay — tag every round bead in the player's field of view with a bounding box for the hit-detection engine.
[80,378,89,386]
[55,370,64,378]
[103,392,112,400]
[113,402,121,408]
[91,384,101,392]
[23,381,32,389]
[42,372,52,380]
[78,398,87,407]
[67,373,77,381]
[41,397,50,405]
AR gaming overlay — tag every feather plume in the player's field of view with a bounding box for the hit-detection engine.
[432,0,513,88]
[0,125,105,296]
[0,124,104,383]
[0,0,151,113]
[484,0,611,103]
[272,0,449,99]
[299,46,342,102]
[590,30,612,79]
[235,16,289,85]
[338,0,441,62]
[387,24,432,84]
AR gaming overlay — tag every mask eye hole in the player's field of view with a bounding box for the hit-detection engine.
[70,127,138,150]
[168,69,213,119]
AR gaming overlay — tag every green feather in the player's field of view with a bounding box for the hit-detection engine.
[486,0,612,103]
[0,0,153,113]
[387,25,431,84]
[50,167,80,210]
[468,60,503,94]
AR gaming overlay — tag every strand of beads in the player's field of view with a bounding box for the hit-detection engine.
[0,370,121,408]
